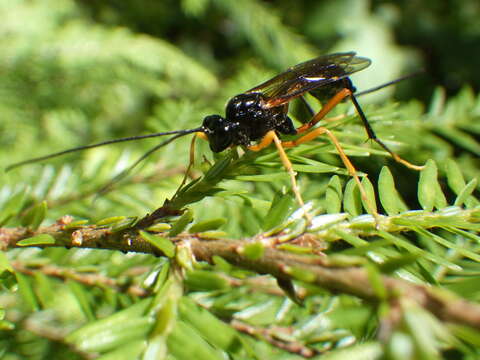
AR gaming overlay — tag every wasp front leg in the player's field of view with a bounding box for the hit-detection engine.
[248,131,312,224]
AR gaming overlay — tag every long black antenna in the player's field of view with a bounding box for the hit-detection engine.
[6,127,203,171]
[355,70,424,97]
[97,131,192,195]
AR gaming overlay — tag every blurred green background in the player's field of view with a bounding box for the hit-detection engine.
[1,0,478,230]
[1,1,480,359]
[0,0,479,233]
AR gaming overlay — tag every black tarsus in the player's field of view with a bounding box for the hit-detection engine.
[6,69,421,173]
[346,70,424,158]
[6,127,203,171]
[349,89,398,158]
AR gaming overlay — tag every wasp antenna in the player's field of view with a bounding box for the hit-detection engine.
[97,131,193,195]
[6,127,203,172]
[355,70,425,97]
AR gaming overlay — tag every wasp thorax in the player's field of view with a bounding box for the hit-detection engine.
[202,92,293,152]
[226,93,266,121]
[224,93,283,144]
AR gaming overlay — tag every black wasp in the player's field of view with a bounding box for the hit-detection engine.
[8,52,422,219]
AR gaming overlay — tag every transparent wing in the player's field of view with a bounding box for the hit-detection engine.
[247,52,371,108]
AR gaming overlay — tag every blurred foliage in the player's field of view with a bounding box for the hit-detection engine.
[1,0,480,359]
[371,0,480,101]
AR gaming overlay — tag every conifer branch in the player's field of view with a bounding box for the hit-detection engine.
[2,213,480,331]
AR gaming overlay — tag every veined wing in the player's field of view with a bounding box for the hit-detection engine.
[247,52,371,108]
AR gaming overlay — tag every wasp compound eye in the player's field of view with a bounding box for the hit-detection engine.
[202,115,223,132]
[202,115,235,152]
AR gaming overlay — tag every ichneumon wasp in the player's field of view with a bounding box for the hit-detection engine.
[7,52,423,222]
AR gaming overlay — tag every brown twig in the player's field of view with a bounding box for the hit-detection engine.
[231,319,316,358]
[1,220,480,331]
[11,261,150,298]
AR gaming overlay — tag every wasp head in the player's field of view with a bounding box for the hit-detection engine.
[201,115,238,152]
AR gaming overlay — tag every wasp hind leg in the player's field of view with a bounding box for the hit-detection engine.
[296,85,424,171]
[281,127,379,222]
[348,92,424,171]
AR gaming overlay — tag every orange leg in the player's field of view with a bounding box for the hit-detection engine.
[249,131,312,223]
[283,127,378,218]
[297,88,352,134]
[173,132,202,198]
[249,128,377,220]
[196,132,208,141]
[297,88,424,171]
[197,131,311,222]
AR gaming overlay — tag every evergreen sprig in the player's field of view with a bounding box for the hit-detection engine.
[1,1,480,359]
